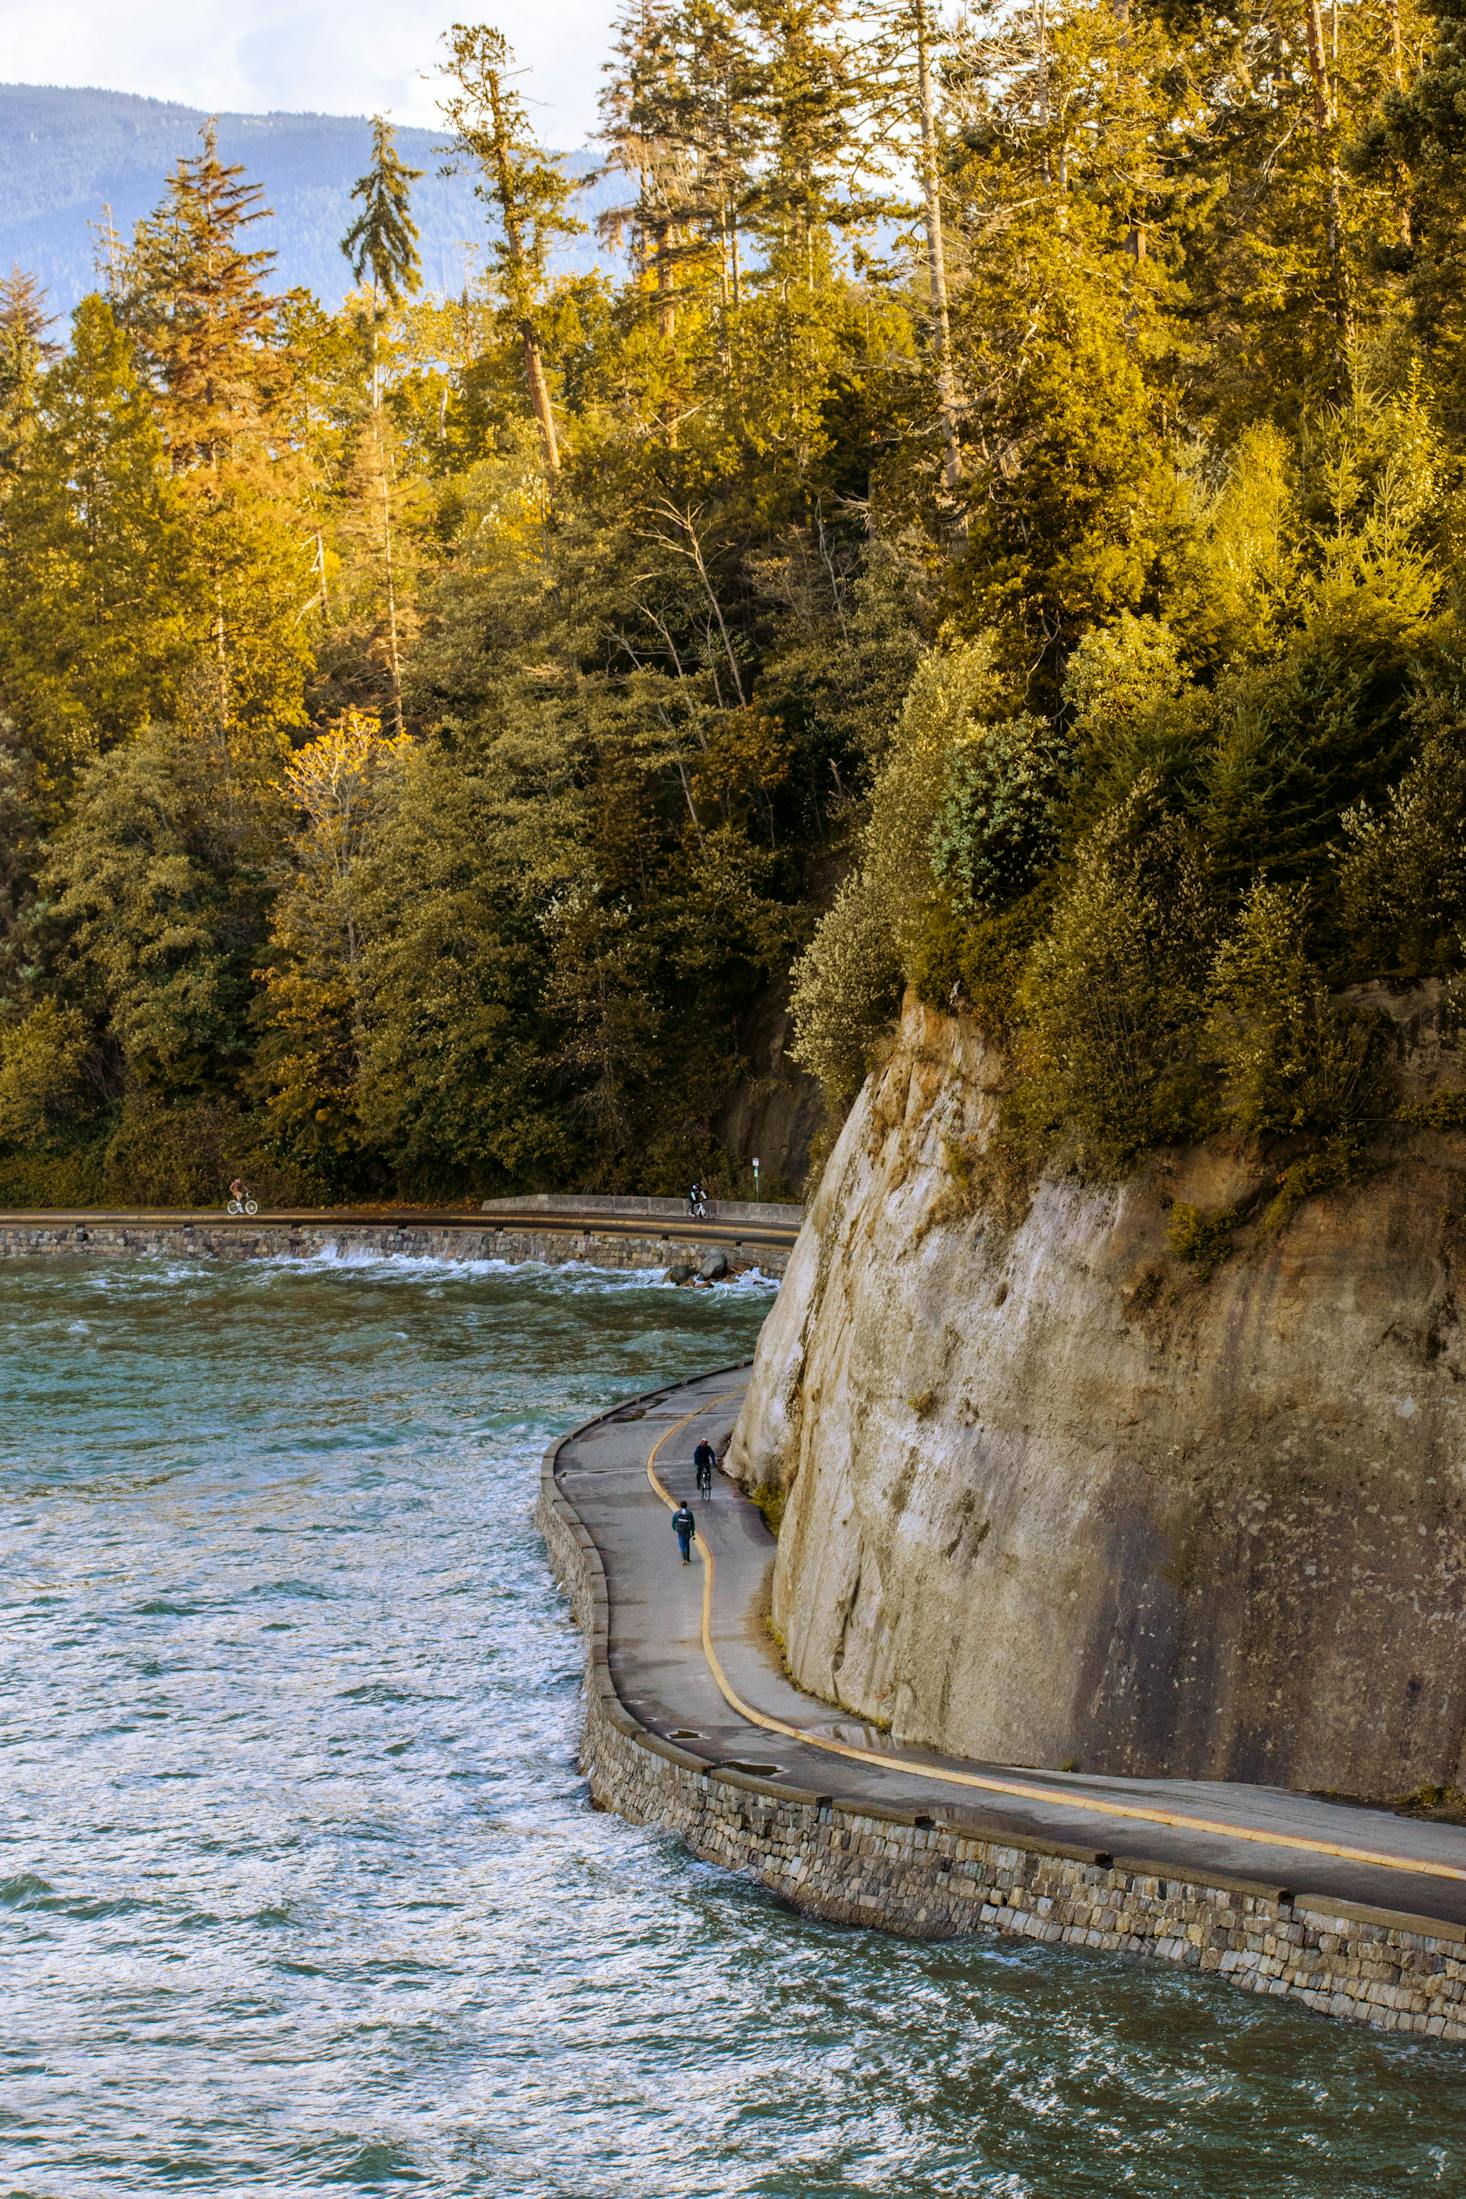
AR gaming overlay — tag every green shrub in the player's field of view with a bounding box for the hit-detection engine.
[864,633,1005,971]
[793,635,1009,1108]
[1397,1090,1466,1130]
[0,1000,94,1149]
[908,882,1054,1036]
[1337,717,1466,977]
[1012,782,1216,1168]
[1260,1136,1364,1233]
[1204,881,1381,1137]
[749,1483,786,1538]
[102,1095,320,1207]
[1061,611,1202,820]
[930,712,1075,915]
[1167,1201,1236,1275]
[0,1142,109,1208]
[788,868,903,1114]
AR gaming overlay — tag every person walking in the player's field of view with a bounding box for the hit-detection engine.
[694,1438,716,1497]
[672,1500,696,1564]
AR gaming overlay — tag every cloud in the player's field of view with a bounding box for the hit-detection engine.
[2,0,615,142]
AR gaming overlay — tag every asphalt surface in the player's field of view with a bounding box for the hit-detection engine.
[554,1367,1466,1932]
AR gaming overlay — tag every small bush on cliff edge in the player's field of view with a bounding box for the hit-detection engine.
[1204,881,1384,1138]
[1009,784,1217,1169]
[1167,1202,1237,1275]
[749,1483,787,1539]
[787,870,902,1116]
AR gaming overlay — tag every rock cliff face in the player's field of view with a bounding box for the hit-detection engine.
[729,989,1466,1800]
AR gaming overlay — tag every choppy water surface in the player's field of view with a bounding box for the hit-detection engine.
[1,1251,1463,2197]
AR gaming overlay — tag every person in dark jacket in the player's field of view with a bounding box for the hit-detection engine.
[672,1501,696,1563]
[694,1438,716,1496]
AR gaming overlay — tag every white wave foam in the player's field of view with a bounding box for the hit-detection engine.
[251,1241,683,1291]
[258,1242,782,1295]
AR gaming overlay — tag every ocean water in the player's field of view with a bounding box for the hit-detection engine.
[1,1250,1463,2197]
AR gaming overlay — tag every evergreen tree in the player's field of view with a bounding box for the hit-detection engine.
[124,126,311,739]
[340,118,425,737]
[343,117,424,312]
[0,267,56,467]
[44,722,282,1094]
[439,23,585,483]
[0,294,194,773]
[253,709,408,1174]
[125,124,284,463]
[1380,0,1466,429]
[599,3,699,339]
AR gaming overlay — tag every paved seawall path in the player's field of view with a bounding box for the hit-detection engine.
[541,1367,1466,2040]
[0,1203,800,1277]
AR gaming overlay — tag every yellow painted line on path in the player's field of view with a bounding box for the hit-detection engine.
[645,1398,1466,1891]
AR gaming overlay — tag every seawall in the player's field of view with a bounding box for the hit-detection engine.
[0,1215,791,1277]
[540,1383,1466,2043]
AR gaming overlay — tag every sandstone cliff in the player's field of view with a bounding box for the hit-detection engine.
[730,987,1466,1800]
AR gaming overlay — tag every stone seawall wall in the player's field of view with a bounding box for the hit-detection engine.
[540,1411,1466,2043]
[0,1219,789,1277]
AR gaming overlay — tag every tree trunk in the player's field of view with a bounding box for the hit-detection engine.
[212,570,230,734]
[914,0,962,494]
[368,314,405,739]
[655,219,676,340]
[519,321,561,479]
[1303,0,1349,351]
[485,63,561,485]
[374,412,405,741]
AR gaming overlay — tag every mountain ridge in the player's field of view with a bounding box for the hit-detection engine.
[0,81,607,317]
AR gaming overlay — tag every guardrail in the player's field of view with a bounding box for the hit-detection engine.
[480,1192,804,1229]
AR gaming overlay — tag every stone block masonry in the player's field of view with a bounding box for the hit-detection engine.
[0,1217,790,1277]
[539,1411,1466,2043]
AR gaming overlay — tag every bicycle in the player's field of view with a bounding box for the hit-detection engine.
[227,1194,259,1217]
[696,1460,713,1498]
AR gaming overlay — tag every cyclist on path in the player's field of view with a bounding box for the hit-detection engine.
[694,1439,716,1497]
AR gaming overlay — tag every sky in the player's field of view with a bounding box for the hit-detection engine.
[3,0,620,144]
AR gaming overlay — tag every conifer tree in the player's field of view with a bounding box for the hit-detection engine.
[745,0,863,283]
[671,0,762,323]
[125,124,283,463]
[865,0,962,492]
[438,24,584,483]
[0,294,193,771]
[1381,0,1466,428]
[254,709,408,1173]
[123,126,310,739]
[341,119,424,737]
[343,117,424,314]
[599,3,692,338]
[0,268,57,479]
[0,270,55,412]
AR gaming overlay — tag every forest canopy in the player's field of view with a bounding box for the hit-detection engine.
[0,0,1463,1206]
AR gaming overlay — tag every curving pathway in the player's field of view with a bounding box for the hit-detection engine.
[551,1366,1466,1932]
